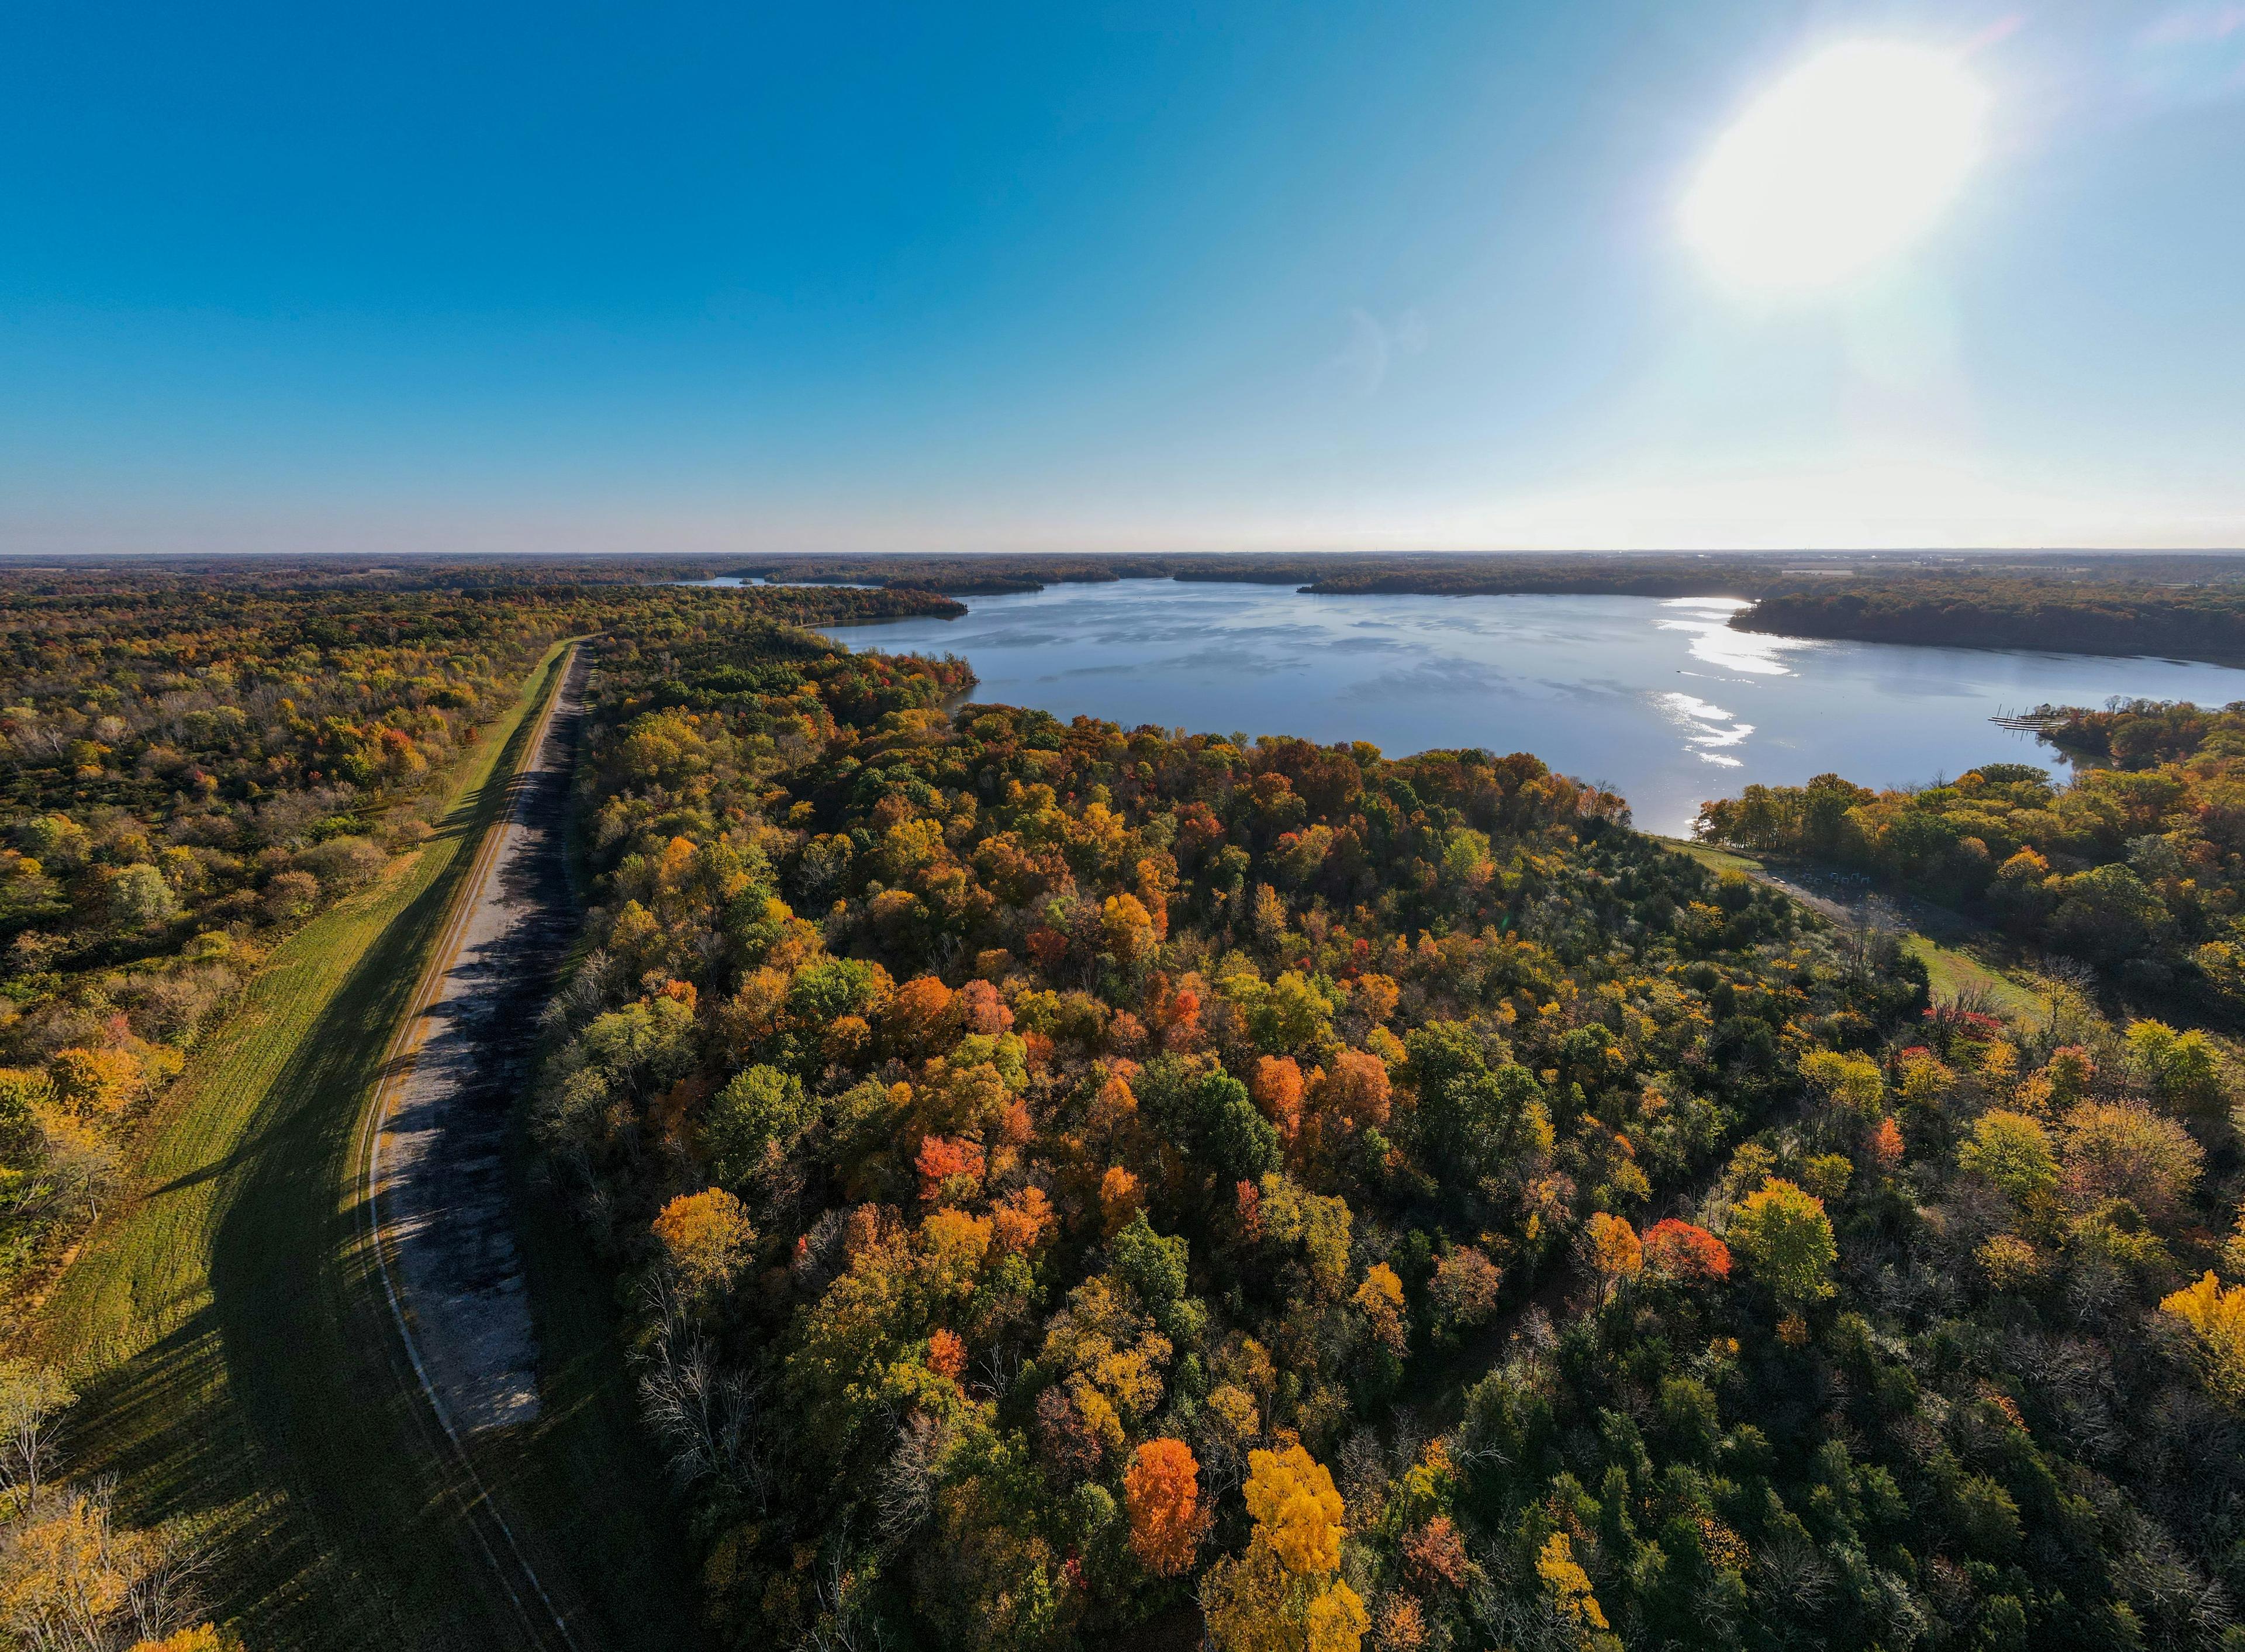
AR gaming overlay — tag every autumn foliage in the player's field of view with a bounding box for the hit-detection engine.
[1124,1437,1206,1577]
[523,596,2239,1650]
[652,1187,754,1296]
[2162,1272,2245,1406]
[1640,1218,1731,1283]
[1206,1445,1366,1652]
[1585,1211,1642,1292]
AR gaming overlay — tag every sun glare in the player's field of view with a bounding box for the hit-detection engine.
[1683,42,1988,296]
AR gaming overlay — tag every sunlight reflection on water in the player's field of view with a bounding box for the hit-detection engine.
[1655,596,1814,676]
[1657,692,1754,766]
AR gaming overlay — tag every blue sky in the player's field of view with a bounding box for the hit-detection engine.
[4,1,2243,554]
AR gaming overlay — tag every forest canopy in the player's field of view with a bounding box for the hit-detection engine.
[525,604,2245,1650]
[5,565,2245,1650]
[0,573,956,1317]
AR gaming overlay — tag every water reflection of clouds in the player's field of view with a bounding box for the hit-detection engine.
[1850,668,2012,703]
[955,625,1072,650]
[1153,645,1309,677]
[1346,658,1639,706]
[1040,661,1175,682]
[1343,658,1515,700]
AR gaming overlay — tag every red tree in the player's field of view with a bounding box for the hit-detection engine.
[1641,1218,1732,1283]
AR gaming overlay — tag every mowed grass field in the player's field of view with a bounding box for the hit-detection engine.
[27,641,704,1651]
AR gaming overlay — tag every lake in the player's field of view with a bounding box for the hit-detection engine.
[813,579,2245,835]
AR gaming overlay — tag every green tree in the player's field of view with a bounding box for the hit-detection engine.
[701,1063,814,1187]
[106,863,178,931]
[579,996,699,1094]
[1111,1211,1189,1309]
[788,957,883,1022]
[1139,1060,1279,1183]
[1959,1110,2059,1208]
[1728,1177,1838,1307]
[1403,1022,1551,1185]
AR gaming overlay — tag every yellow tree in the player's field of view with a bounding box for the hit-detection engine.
[47,1047,143,1116]
[1352,1264,1407,1353]
[2161,1272,2245,1405]
[1799,1049,1884,1118]
[132,1630,226,1652]
[1535,1532,1610,1632]
[1959,1111,2059,1211]
[652,1187,755,1300]
[1102,892,1159,972]
[0,1482,210,1651]
[1203,1444,1368,1652]
[1585,1213,1642,1303]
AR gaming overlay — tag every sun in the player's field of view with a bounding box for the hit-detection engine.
[1682,42,1988,296]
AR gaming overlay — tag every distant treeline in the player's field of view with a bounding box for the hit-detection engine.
[725,549,1931,599]
[1737,582,2245,662]
[1278,554,1845,597]
[20,550,2245,665]
[733,555,1177,595]
[0,552,739,594]
[52,551,2230,669]
[716,553,2245,665]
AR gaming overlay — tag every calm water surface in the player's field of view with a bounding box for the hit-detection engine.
[815,580,2245,835]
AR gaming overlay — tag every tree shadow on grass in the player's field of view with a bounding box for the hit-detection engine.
[73,669,561,1651]
[44,653,631,1652]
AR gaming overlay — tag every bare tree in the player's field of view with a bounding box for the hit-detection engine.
[0,1359,74,1507]
[803,1525,887,1652]
[123,1509,215,1648]
[634,1280,775,1509]
[874,1413,948,1547]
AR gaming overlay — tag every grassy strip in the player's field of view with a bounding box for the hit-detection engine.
[1652,837,1766,880]
[26,641,695,1649]
[1650,834,2042,1019]
[1899,934,2044,1021]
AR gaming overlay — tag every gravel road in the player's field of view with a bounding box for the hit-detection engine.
[371,648,586,1437]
